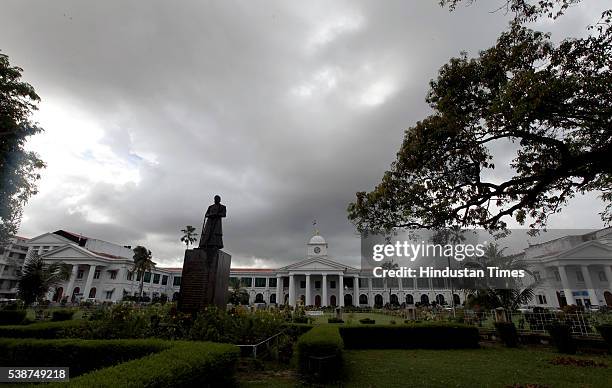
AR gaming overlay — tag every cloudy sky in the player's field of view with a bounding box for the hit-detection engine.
[1,0,608,268]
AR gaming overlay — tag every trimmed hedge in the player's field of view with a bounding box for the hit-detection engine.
[0,309,26,325]
[49,341,239,387]
[296,326,343,383]
[51,309,75,321]
[596,324,612,353]
[339,323,480,349]
[546,323,577,354]
[0,338,170,376]
[360,318,375,324]
[328,317,344,323]
[494,322,519,348]
[0,320,87,339]
[281,323,314,339]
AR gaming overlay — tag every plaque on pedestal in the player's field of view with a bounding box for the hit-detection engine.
[178,248,231,312]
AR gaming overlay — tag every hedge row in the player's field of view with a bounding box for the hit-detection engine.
[0,338,171,376]
[50,341,239,387]
[596,324,612,353]
[339,323,480,349]
[0,320,87,339]
[296,326,343,383]
[0,310,27,325]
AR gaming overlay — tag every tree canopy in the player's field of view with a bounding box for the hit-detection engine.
[0,52,45,244]
[348,0,611,234]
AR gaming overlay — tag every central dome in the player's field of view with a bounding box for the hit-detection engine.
[308,234,326,244]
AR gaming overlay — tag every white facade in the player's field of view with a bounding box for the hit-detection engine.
[0,236,29,299]
[23,228,612,308]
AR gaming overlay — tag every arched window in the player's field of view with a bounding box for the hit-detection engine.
[436,294,445,305]
[344,294,353,307]
[420,294,430,305]
[255,293,264,303]
[390,294,399,306]
[270,293,276,304]
[406,294,414,305]
[315,295,321,307]
[88,287,96,298]
[71,287,80,302]
[453,294,461,306]
[359,294,368,305]
[330,295,337,307]
[374,294,383,308]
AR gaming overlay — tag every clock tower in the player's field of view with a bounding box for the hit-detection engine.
[307,232,328,258]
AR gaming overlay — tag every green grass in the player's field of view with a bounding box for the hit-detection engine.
[240,347,612,387]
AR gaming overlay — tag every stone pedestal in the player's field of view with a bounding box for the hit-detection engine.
[178,248,231,313]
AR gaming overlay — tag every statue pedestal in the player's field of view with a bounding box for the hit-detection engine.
[177,248,231,313]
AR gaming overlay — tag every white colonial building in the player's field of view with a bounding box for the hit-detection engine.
[20,227,612,309]
[0,236,29,300]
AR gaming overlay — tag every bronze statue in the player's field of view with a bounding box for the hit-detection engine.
[199,195,226,250]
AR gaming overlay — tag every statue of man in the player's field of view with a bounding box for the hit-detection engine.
[199,195,226,250]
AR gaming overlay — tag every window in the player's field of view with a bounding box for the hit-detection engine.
[144,272,152,283]
[93,270,101,279]
[554,270,561,282]
[599,272,607,281]
[314,281,321,289]
[330,280,336,289]
[388,277,399,288]
[240,277,252,287]
[105,290,113,300]
[359,278,368,288]
[576,271,584,282]
[77,270,84,279]
[173,276,181,286]
[371,278,383,289]
[533,271,541,282]
[153,273,161,284]
[537,295,547,304]
[109,271,117,280]
[270,294,276,304]
[432,278,445,289]
[417,277,430,289]
[344,278,353,288]
[283,277,289,287]
[402,278,414,289]
[300,280,306,289]
[162,275,168,285]
[255,277,267,287]
[269,278,277,288]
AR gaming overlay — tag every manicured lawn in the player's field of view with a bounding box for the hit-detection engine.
[343,347,612,388]
[311,312,402,325]
[239,347,612,387]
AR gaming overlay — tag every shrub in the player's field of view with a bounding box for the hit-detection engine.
[0,320,88,339]
[282,323,313,339]
[328,317,344,323]
[546,323,577,354]
[50,341,239,387]
[296,326,343,383]
[0,309,26,325]
[0,338,170,376]
[494,322,519,348]
[596,324,612,353]
[339,323,479,349]
[51,309,75,322]
[359,318,375,324]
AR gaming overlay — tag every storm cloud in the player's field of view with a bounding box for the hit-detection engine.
[1,0,607,267]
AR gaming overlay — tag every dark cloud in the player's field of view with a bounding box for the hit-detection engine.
[2,0,606,268]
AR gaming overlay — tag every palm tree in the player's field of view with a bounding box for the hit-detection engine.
[180,225,198,248]
[228,277,249,305]
[132,246,155,299]
[381,260,399,307]
[463,243,537,312]
[18,251,70,306]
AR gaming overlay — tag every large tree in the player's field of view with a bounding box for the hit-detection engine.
[0,52,45,244]
[18,251,69,306]
[348,0,611,234]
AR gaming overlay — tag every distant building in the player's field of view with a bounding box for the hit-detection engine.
[24,228,612,308]
[0,236,29,300]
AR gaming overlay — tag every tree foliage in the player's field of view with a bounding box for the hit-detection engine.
[349,0,612,234]
[0,53,45,244]
[17,251,69,306]
[132,246,155,298]
[180,225,197,248]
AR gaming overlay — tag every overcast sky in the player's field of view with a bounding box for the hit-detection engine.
[1,1,609,268]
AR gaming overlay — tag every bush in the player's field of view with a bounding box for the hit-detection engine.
[0,338,170,376]
[281,323,313,339]
[51,309,75,322]
[0,309,27,325]
[546,323,577,354]
[596,324,612,353]
[51,341,239,387]
[328,317,344,323]
[296,326,343,383]
[0,320,88,339]
[494,322,519,348]
[339,323,479,349]
[360,318,376,324]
